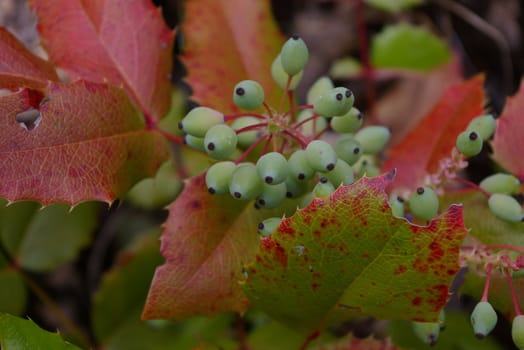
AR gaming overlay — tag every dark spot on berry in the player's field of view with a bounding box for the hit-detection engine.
[265,176,273,184]
[291,34,299,40]
[254,203,261,209]
[298,173,305,180]
[178,122,183,130]
[416,187,425,195]
[207,142,215,150]
[345,89,352,98]
[258,222,265,230]
[358,112,363,120]
[335,93,343,101]
[397,196,404,202]
[235,87,245,96]
[258,198,266,205]
[234,192,242,199]
[469,131,478,140]
[208,187,216,194]
[286,191,293,198]
[362,160,368,166]
[353,147,360,154]
[326,163,335,171]
[320,177,328,183]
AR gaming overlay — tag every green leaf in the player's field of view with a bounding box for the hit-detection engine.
[0,201,99,272]
[365,0,424,13]
[0,312,81,349]
[0,253,27,315]
[243,172,467,333]
[371,23,451,71]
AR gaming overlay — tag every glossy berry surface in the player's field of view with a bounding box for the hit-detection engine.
[256,152,289,185]
[470,301,498,339]
[179,107,224,138]
[408,186,439,221]
[204,124,238,160]
[313,87,354,117]
[488,193,524,223]
[233,80,265,110]
[229,163,263,200]
[205,161,236,195]
[280,35,309,76]
[456,130,483,157]
[305,140,338,172]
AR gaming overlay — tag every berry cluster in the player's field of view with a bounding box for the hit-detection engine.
[178,36,391,219]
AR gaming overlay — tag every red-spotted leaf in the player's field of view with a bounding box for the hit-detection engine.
[242,172,467,333]
[383,75,485,190]
[0,28,58,89]
[0,80,170,205]
[30,0,173,120]
[181,0,284,113]
[491,80,524,178]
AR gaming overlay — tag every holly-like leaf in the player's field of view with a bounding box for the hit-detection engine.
[0,28,59,90]
[243,172,467,333]
[0,80,170,205]
[0,312,81,349]
[383,75,485,190]
[491,80,524,178]
[371,23,451,71]
[30,0,173,120]
[181,0,283,113]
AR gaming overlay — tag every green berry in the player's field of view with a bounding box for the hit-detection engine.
[320,159,354,186]
[231,117,263,149]
[312,178,335,198]
[456,130,483,157]
[256,182,287,209]
[353,155,379,178]
[204,124,238,160]
[284,176,308,198]
[296,110,328,137]
[179,107,224,138]
[233,80,265,110]
[229,163,263,200]
[479,173,520,195]
[313,87,354,117]
[256,152,289,185]
[184,134,206,152]
[412,321,440,346]
[512,315,524,349]
[466,114,496,141]
[305,140,338,172]
[330,107,364,134]
[288,149,315,181]
[488,193,524,223]
[205,161,236,194]
[354,126,390,154]
[271,54,303,90]
[280,35,309,76]
[470,301,498,339]
[258,217,281,237]
[306,76,334,105]
[389,195,405,218]
[409,186,439,221]
[335,136,362,165]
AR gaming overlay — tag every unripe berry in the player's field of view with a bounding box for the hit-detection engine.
[256,152,289,185]
[320,159,354,186]
[456,130,483,157]
[479,173,520,195]
[184,134,206,152]
[331,107,364,134]
[296,110,327,137]
[512,315,524,349]
[335,136,362,166]
[488,193,524,223]
[205,161,236,195]
[204,124,238,160]
[256,182,287,209]
[306,76,334,105]
[305,140,338,172]
[233,80,265,110]
[466,114,496,141]
[408,186,439,221]
[353,155,380,178]
[271,54,303,90]
[288,149,315,181]
[229,163,263,200]
[280,35,309,76]
[312,179,335,198]
[412,321,440,346]
[389,195,405,218]
[470,301,498,339]
[354,126,391,154]
[179,107,224,138]
[231,116,263,149]
[313,87,354,117]
[284,176,308,198]
[258,217,282,237]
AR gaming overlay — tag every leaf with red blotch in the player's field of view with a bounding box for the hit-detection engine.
[181,0,284,113]
[491,80,524,178]
[0,80,170,205]
[30,0,173,120]
[242,171,467,334]
[0,28,59,89]
[383,75,485,190]
[142,174,292,320]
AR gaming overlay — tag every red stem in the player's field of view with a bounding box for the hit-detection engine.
[356,0,376,120]
[283,129,308,148]
[288,90,296,122]
[505,268,522,316]
[235,122,268,134]
[261,134,272,155]
[481,263,492,302]
[155,127,184,145]
[235,134,268,164]
[313,126,330,140]
[299,330,320,350]
[486,245,524,254]
[453,177,491,198]
[292,113,321,129]
[263,102,274,119]
[224,113,266,122]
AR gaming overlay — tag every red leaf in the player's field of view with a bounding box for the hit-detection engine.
[491,80,524,177]
[0,28,58,89]
[30,0,173,120]
[142,174,260,319]
[181,0,284,113]
[0,80,170,205]
[383,75,485,190]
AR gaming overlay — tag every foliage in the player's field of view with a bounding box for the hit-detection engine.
[0,0,523,349]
